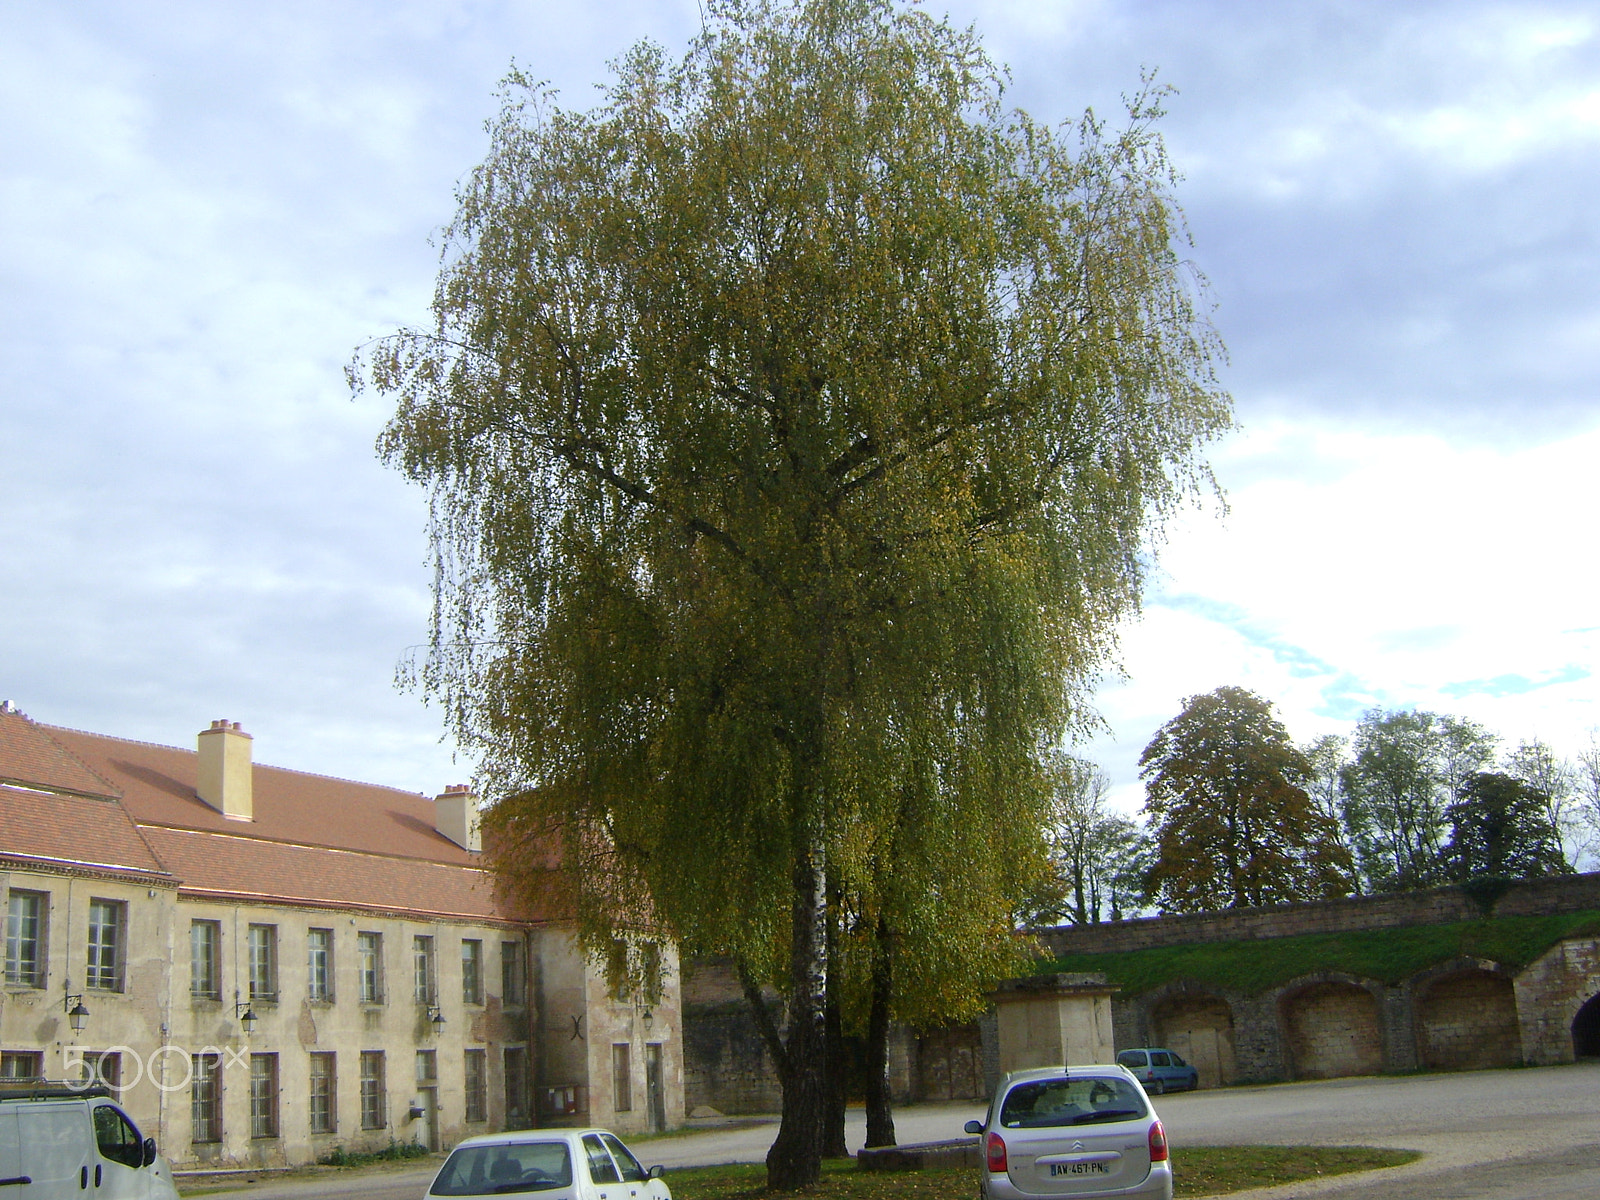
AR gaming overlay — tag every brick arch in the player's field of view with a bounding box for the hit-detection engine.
[1147,986,1237,1088]
[1572,992,1600,1059]
[1276,973,1385,1080]
[1409,958,1522,1071]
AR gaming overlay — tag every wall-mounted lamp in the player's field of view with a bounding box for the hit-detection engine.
[641,1008,654,1031]
[235,999,258,1035]
[427,1005,446,1034]
[64,989,90,1033]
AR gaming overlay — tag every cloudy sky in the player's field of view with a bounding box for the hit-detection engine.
[2,0,1596,814]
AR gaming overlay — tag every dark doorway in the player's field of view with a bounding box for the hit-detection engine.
[1572,994,1600,1059]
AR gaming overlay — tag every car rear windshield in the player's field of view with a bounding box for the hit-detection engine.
[1000,1077,1149,1128]
[431,1140,574,1195]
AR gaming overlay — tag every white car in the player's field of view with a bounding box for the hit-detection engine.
[424,1128,671,1200]
[965,1065,1173,1200]
[0,1082,179,1200]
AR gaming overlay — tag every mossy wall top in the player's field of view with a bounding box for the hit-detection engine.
[1036,871,1600,960]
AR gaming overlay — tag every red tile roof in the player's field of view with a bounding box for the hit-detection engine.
[0,708,551,922]
[0,708,119,799]
[45,724,475,865]
[141,827,511,921]
[0,784,171,881]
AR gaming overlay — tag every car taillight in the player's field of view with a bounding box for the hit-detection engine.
[986,1132,1008,1173]
[1148,1120,1168,1164]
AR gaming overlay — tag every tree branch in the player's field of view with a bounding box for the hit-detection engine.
[737,959,791,1082]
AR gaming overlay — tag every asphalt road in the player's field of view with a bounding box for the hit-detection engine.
[202,1062,1600,1200]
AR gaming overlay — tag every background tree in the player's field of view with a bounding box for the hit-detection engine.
[361,0,1230,1184]
[1301,732,1359,890]
[1441,771,1570,881]
[1341,709,1495,891]
[1505,739,1583,868]
[1140,687,1354,912]
[1026,754,1151,925]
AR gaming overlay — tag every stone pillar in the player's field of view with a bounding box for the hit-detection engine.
[991,974,1120,1073]
[1381,982,1419,1071]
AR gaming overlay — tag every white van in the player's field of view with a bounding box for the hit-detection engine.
[0,1084,177,1199]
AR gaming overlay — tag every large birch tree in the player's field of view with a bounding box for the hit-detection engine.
[358,0,1230,1185]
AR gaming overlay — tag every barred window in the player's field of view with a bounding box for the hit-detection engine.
[463,1050,487,1123]
[504,1047,528,1128]
[309,1052,336,1134]
[250,1054,279,1138]
[192,1054,222,1143]
[360,1051,386,1130]
[611,1043,632,1113]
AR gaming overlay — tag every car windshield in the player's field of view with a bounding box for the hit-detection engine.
[430,1141,574,1195]
[1000,1077,1149,1128]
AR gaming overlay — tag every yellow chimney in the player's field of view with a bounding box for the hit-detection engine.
[197,720,253,820]
[434,784,481,852]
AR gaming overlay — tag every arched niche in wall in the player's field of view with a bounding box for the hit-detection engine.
[1278,978,1383,1080]
[1413,962,1520,1071]
[1150,991,1237,1088]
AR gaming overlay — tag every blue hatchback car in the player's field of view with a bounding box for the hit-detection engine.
[1115,1049,1199,1094]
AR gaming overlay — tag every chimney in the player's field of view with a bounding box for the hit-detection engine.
[197,720,253,820]
[434,784,481,852]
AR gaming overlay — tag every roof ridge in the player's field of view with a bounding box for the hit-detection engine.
[42,722,436,800]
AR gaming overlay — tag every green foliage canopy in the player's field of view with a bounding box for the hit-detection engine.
[359,0,1230,1180]
[1141,686,1354,912]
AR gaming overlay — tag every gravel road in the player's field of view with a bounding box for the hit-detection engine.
[201,1061,1600,1200]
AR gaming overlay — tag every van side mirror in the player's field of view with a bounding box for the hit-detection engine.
[964,1120,984,1135]
[142,1138,157,1168]
[647,1165,665,1180]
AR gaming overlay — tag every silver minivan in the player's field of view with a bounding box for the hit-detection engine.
[0,1084,178,1199]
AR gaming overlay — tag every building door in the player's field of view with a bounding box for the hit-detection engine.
[419,1088,439,1151]
[644,1044,666,1133]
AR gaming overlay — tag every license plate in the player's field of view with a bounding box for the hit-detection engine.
[1049,1163,1108,1177]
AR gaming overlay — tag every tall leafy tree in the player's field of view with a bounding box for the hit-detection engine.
[1441,771,1570,881]
[360,0,1229,1183]
[1141,687,1354,912]
[1505,739,1582,868]
[1341,709,1495,891]
[1028,755,1151,925]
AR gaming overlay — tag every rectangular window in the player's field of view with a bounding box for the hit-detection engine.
[0,1052,43,1080]
[611,1043,632,1112]
[250,1053,279,1138]
[357,932,383,1004]
[86,899,122,991]
[501,940,525,1007]
[504,1047,528,1128]
[307,929,333,1002]
[413,935,436,1004]
[190,920,220,1000]
[192,1053,222,1143]
[247,924,277,1001]
[308,1052,336,1134]
[461,939,483,1005]
[415,1049,436,1084]
[90,1051,122,1099]
[463,1050,487,1123]
[5,891,46,988]
[359,1051,386,1130]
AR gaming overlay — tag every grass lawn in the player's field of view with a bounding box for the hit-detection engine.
[666,1146,1421,1200]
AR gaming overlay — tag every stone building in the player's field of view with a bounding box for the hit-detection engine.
[0,705,684,1167]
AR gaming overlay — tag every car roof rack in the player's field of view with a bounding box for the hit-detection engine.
[0,1080,113,1102]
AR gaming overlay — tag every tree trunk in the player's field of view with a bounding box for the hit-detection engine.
[823,989,849,1157]
[863,916,896,1148]
[766,846,829,1189]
